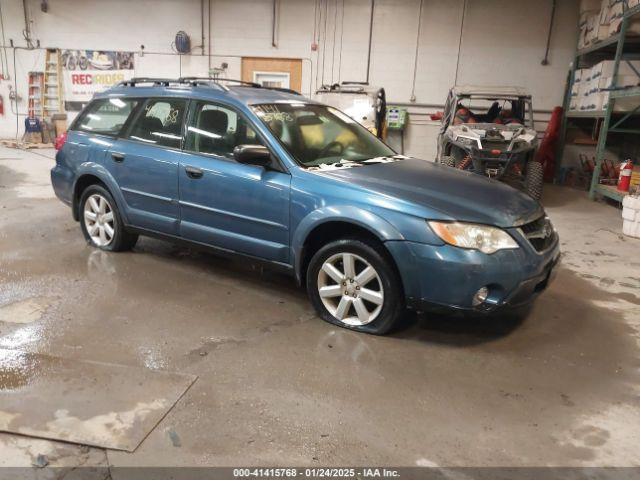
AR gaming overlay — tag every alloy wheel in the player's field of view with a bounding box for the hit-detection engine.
[317,252,384,326]
[83,194,115,247]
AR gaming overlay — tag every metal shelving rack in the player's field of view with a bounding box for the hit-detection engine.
[556,1,640,202]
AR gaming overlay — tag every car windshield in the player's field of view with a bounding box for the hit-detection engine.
[252,103,395,167]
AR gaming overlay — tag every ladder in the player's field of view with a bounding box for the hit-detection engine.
[27,71,44,118]
[43,48,63,118]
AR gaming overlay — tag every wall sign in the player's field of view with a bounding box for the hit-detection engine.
[62,50,134,111]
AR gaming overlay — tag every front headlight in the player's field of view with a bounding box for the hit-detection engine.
[428,221,519,254]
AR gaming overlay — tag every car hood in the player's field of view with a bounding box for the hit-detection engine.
[313,158,543,228]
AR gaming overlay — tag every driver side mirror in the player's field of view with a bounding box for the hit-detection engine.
[233,145,272,167]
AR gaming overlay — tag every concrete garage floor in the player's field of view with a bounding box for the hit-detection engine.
[0,146,639,472]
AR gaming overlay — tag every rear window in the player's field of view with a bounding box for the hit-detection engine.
[74,98,139,136]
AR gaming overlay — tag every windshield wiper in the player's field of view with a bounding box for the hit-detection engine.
[361,156,405,164]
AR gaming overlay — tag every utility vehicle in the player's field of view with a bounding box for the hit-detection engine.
[437,86,543,200]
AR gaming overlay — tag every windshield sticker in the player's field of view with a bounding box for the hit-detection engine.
[165,108,180,124]
[254,105,294,123]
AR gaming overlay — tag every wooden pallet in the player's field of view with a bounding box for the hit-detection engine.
[23,142,54,149]
[0,139,53,149]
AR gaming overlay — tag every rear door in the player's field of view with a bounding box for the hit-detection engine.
[107,98,188,235]
[68,97,139,171]
[178,100,291,263]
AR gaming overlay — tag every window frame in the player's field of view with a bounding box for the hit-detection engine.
[120,97,190,152]
[183,99,288,173]
[70,97,141,138]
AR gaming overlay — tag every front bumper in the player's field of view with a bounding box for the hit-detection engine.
[471,148,532,179]
[386,232,560,313]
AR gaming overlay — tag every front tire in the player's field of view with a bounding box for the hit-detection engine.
[79,185,138,252]
[306,239,404,335]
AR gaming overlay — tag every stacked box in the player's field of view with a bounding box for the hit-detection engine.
[622,195,640,239]
[570,60,640,112]
[608,0,624,34]
[609,0,640,36]
[570,69,590,110]
[576,1,640,46]
[578,0,611,46]
[580,0,602,12]
[585,12,602,45]
[596,0,613,40]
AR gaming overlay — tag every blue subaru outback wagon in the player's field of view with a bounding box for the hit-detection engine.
[51,77,559,334]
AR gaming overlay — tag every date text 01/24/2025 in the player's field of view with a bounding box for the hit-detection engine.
[233,468,401,478]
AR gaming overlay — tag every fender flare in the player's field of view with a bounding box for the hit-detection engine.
[292,206,404,283]
[72,164,129,224]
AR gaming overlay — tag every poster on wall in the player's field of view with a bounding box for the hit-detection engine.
[62,50,134,111]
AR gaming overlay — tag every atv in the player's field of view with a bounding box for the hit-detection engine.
[436,86,543,200]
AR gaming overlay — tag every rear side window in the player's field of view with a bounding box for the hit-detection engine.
[74,98,139,136]
[127,98,187,149]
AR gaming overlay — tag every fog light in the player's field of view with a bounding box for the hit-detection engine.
[472,287,489,306]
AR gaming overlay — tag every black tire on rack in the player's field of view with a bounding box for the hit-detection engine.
[524,161,544,201]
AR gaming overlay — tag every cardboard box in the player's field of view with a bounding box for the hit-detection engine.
[581,12,601,46]
[591,60,640,79]
[580,0,602,14]
[596,74,639,89]
[597,22,611,40]
[606,1,640,36]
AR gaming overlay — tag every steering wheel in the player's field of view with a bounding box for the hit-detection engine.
[317,141,344,159]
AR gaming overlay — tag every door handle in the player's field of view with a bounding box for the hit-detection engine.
[185,166,203,179]
[111,152,125,162]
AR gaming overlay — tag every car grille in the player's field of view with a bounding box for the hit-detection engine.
[482,141,507,150]
[520,216,555,252]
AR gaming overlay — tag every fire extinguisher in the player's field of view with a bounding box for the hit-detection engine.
[0,94,4,115]
[618,159,634,192]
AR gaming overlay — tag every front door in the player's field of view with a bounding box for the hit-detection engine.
[108,97,188,235]
[178,101,291,264]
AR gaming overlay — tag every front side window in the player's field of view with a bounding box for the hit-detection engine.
[185,102,264,158]
[127,98,187,149]
[252,103,395,167]
[75,98,139,136]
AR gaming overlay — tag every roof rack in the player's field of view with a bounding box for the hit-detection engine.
[117,78,180,87]
[178,76,261,88]
[115,76,303,95]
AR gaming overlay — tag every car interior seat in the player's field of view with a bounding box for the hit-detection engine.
[197,109,232,155]
[134,115,164,142]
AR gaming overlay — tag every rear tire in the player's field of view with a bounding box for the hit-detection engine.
[524,161,544,201]
[441,155,456,168]
[306,238,404,335]
[79,185,138,252]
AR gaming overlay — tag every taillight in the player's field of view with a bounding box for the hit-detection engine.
[54,132,67,151]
